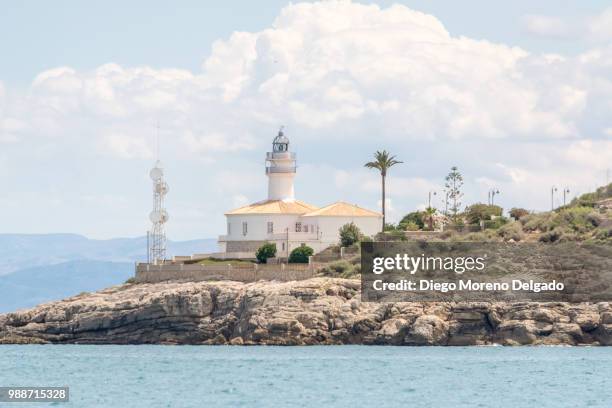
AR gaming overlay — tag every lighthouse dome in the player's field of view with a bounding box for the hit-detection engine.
[272,128,289,152]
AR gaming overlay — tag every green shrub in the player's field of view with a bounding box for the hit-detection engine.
[124,277,136,284]
[594,227,612,241]
[465,204,503,225]
[570,184,612,207]
[401,221,420,231]
[288,245,314,263]
[586,212,603,227]
[319,260,359,278]
[339,222,363,247]
[399,211,425,230]
[521,212,554,231]
[539,229,563,243]
[497,222,525,241]
[483,216,509,230]
[464,232,489,241]
[256,242,277,264]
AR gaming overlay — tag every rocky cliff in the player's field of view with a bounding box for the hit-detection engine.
[1,278,611,345]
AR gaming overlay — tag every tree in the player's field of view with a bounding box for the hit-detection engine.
[445,166,464,223]
[339,222,362,247]
[364,150,402,232]
[424,207,437,230]
[288,245,314,263]
[256,242,276,264]
[399,211,425,230]
[509,207,530,220]
[465,204,503,225]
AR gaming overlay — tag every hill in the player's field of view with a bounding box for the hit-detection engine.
[0,234,217,275]
[0,234,217,312]
[0,260,133,312]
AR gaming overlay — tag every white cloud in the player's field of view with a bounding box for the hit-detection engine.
[587,8,612,42]
[522,15,571,38]
[1,1,612,238]
[100,133,154,159]
[522,8,612,43]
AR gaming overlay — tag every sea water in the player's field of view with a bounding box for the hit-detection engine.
[1,345,611,407]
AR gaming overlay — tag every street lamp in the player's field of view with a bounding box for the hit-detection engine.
[488,189,500,205]
[562,187,570,206]
[551,186,558,211]
[442,189,449,215]
[428,191,437,209]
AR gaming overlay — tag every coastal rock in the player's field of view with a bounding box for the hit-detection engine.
[404,315,448,345]
[0,278,611,346]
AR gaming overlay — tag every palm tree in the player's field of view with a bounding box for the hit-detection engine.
[364,150,402,231]
[424,206,437,231]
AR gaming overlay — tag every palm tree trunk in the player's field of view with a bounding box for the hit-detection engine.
[381,174,386,231]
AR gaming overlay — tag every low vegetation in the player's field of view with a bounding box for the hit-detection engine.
[520,205,610,243]
[256,242,277,264]
[339,223,363,247]
[318,258,360,278]
[289,245,314,263]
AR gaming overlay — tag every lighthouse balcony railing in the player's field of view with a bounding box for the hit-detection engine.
[265,166,297,174]
[266,152,295,160]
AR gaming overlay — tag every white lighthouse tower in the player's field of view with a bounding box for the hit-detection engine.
[266,127,296,201]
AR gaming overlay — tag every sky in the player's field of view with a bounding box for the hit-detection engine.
[0,0,611,240]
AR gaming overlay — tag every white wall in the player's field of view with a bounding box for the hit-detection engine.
[307,216,381,244]
[268,173,295,200]
[225,213,301,241]
[221,214,381,255]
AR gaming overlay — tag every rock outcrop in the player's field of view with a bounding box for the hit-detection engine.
[1,278,611,345]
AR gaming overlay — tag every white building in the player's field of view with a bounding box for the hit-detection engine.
[218,129,382,257]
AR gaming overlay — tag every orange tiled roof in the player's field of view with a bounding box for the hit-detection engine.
[303,201,382,217]
[225,199,319,215]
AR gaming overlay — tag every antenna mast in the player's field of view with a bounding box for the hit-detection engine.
[148,123,169,264]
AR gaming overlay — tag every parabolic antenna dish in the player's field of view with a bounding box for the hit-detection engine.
[150,167,163,181]
[149,209,169,224]
[154,181,169,195]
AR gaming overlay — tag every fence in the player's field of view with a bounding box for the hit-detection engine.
[135,262,315,284]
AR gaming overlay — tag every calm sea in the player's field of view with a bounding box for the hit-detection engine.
[1,345,610,407]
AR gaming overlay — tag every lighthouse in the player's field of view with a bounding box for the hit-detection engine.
[266,127,296,201]
[219,126,382,257]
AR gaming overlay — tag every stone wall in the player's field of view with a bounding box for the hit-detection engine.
[135,262,314,283]
[225,240,266,253]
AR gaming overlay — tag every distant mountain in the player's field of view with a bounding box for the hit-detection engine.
[0,234,217,275]
[0,234,217,313]
[0,260,134,312]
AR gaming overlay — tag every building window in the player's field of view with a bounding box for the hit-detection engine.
[242,222,248,236]
[282,243,285,251]
[227,222,231,235]
[304,225,309,233]
[267,221,274,234]
[295,222,302,232]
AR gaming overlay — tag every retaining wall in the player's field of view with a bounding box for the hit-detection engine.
[135,262,315,283]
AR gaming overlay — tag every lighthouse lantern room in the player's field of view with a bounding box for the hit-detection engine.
[266,127,297,201]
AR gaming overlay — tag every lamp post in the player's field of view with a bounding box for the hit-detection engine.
[563,187,570,206]
[442,189,449,215]
[551,186,558,211]
[428,191,437,209]
[488,189,500,205]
